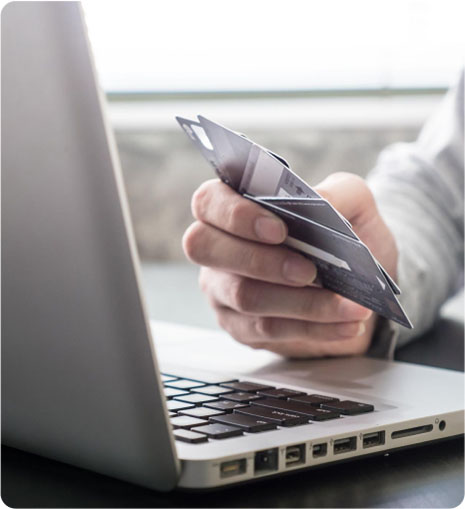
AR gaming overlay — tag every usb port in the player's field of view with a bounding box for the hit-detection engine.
[333,436,357,454]
[363,431,385,448]
[220,458,247,478]
[285,444,305,467]
[254,449,279,474]
[312,443,327,458]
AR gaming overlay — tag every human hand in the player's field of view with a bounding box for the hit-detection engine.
[182,173,398,357]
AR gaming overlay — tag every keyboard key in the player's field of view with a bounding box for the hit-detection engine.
[165,379,206,390]
[174,393,219,406]
[320,400,375,415]
[252,399,339,421]
[164,387,189,399]
[210,413,277,432]
[173,429,208,444]
[235,405,308,427]
[161,374,178,383]
[288,394,339,407]
[167,400,195,412]
[194,423,243,439]
[257,388,306,399]
[204,400,248,412]
[191,385,234,396]
[222,392,263,403]
[302,408,339,421]
[221,382,275,393]
[170,415,206,429]
[179,407,226,419]
[310,393,341,401]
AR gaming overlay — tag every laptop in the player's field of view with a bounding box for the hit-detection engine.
[2,2,463,491]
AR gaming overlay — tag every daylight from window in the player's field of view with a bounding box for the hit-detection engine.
[83,0,464,93]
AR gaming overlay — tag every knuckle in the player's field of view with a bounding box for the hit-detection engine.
[191,180,215,220]
[339,173,375,208]
[182,221,209,263]
[325,172,376,215]
[229,277,258,313]
[226,199,251,233]
[253,316,275,339]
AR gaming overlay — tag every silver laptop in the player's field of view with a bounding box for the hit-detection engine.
[2,2,463,491]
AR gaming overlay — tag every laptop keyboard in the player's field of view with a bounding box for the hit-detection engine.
[162,373,375,444]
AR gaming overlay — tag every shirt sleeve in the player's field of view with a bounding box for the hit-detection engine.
[366,71,464,357]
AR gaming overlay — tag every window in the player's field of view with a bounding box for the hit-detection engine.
[83,0,464,93]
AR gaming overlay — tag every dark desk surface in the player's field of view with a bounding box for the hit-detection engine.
[2,315,464,508]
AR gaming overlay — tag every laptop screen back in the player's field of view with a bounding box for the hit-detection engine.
[1,1,179,490]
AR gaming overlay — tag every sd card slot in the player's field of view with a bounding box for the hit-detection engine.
[391,424,433,439]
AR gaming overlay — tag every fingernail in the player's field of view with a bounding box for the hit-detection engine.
[283,255,316,284]
[338,299,373,320]
[254,216,286,243]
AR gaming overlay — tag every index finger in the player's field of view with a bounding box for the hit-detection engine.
[191,179,287,244]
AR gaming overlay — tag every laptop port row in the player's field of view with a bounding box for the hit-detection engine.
[218,420,439,479]
[223,433,386,479]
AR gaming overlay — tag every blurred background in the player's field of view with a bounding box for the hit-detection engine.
[82,0,464,327]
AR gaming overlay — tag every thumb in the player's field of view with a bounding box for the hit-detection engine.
[314,172,376,223]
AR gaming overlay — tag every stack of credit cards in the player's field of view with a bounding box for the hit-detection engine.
[176,115,412,329]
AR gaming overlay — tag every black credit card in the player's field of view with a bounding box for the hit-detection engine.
[177,115,411,328]
[246,195,412,328]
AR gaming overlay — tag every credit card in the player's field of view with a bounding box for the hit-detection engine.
[258,197,357,240]
[377,263,401,295]
[177,115,411,328]
[197,116,321,198]
[246,195,412,328]
[259,197,400,295]
[176,116,221,172]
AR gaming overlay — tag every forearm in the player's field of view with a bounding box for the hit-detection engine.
[367,73,464,349]
[369,152,463,346]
